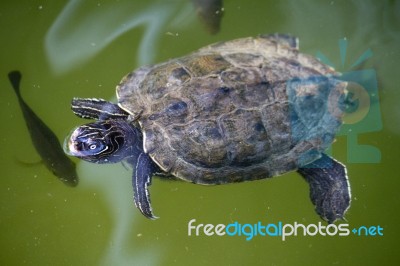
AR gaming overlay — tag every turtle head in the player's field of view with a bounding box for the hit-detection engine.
[64,120,140,164]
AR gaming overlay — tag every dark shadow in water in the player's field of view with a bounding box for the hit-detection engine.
[192,0,224,34]
[8,71,79,187]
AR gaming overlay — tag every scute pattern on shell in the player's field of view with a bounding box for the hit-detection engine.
[117,35,347,184]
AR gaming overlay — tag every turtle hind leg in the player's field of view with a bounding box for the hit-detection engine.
[297,154,351,223]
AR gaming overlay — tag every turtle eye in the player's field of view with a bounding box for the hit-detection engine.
[84,140,106,154]
[89,144,98,150]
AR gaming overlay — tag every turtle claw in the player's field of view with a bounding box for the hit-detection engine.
[298,153,351,223]
[133,152,159,220]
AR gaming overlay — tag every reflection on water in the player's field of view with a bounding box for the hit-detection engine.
[45,0,195,74]
[79,162,159,265]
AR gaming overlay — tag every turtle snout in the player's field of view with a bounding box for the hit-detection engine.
[63,137,75,156]
[63,127,81,156]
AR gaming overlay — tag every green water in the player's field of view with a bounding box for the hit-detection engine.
[1,0,399,265]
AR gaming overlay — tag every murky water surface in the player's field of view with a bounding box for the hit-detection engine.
[1,0,399,265]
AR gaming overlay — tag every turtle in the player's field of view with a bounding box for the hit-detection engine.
[64,34,351,223]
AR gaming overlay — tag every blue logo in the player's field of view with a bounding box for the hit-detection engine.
[317,38,382,163]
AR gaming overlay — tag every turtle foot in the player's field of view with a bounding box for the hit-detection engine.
[298,153,351,223]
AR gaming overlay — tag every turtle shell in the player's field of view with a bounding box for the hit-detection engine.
[116,34,347,185]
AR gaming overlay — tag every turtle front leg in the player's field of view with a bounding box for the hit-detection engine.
[132,152,159,219]
[297,154,351,223]
[71,98,129,120]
